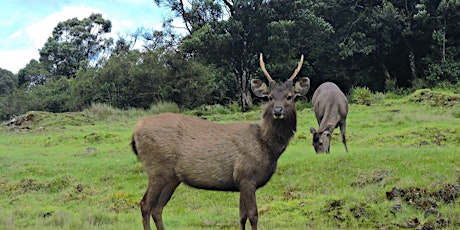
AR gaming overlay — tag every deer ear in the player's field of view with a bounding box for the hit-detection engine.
[294,77,310,97]
[251,79,270,98]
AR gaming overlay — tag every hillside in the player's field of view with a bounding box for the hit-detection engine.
[0,89,459,229]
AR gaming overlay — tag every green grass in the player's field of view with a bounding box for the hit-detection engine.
[1,90,459,229]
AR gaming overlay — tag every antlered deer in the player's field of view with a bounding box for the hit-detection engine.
[131,54,310,230]
[309,82,349,153]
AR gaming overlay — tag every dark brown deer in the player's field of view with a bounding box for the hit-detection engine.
[131,53,310,230]
[309,82,349,153]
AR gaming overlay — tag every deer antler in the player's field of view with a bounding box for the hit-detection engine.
[288,54,304,81]
[259,53,274,82]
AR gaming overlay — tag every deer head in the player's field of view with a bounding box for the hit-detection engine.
[251,53,310,119]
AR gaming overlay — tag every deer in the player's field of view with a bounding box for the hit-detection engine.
[309,82,349,153]
[131,53,310,230]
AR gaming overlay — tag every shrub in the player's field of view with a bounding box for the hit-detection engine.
[351,86,373,105]
[295,98,312,111]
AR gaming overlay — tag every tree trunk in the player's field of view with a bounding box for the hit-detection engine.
[235,68,252,112]
[234,36,253,112]
[241,86,253,112]
[408,49,417,82]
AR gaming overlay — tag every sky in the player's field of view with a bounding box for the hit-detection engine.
[0,0,175,74]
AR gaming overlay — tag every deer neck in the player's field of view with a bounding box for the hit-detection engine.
[261,110,297,159]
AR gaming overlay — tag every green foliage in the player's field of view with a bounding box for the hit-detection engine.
[425,59,460,85]
[295,98,312,112]
[0,68,18,120]
[351,86,373,105]
[0,68,16,95]
[39,13,113,78]
[16,59,49,87]
[5,0,460,117]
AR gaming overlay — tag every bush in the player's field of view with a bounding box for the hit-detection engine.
[295,98,312,111]
[426,60,460,85]
[351,86,373,105]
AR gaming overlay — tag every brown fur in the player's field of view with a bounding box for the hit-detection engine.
[309,82,349,153]
[132,55,310,230]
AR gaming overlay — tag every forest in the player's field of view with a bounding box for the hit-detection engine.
[1,0,459,120]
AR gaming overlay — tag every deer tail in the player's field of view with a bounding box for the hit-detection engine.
[131,135,139,156]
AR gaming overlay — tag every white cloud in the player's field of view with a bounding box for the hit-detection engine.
[2,5,110,73]
[121,20,134,28]
[9,29,24,39]
[0,49,39,74]
[25,5,106,49]
[0,3,168,73]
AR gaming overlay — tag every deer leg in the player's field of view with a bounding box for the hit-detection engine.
[239,183,258,230]
[140,185,160,230]
[239,196,248,230]
[140,188,151,230]
[140,177,169,230]
[340,121,348,152]
[151,179,180,230]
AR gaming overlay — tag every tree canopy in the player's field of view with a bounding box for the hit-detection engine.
[39,13,113,78]
[1,0,459,120]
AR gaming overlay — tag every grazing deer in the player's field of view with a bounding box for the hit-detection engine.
[131,53,310,230]
[309,82,349,153]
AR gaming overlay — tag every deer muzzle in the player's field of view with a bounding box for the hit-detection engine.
[273,107,284,119]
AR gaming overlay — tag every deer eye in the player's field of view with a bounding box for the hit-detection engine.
[287,95,293,101]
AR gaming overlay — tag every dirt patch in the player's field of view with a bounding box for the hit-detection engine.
[324,199,346,223]
[351,169,390,187]
[5,176,75,197]
[323,199,377,227]
[386,183,460,207]
[386,183,459,229]
[109,191,138,213]
[3,111,95,131]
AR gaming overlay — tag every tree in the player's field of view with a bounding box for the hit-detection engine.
[0,68,18,120]
[165,0,332,110]
[39,13,113,78]
[424,0,460,84]
[0,68,16,95]
[17,59,49,88]
[153,0,227,35]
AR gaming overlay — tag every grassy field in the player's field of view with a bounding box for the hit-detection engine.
[1,89,459,229]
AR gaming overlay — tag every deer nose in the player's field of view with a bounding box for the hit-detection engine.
[273,107,284,118]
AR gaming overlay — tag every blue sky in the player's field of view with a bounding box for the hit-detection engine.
[0,0,174,74]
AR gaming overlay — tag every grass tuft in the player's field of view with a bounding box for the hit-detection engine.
[149,101,180,114]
